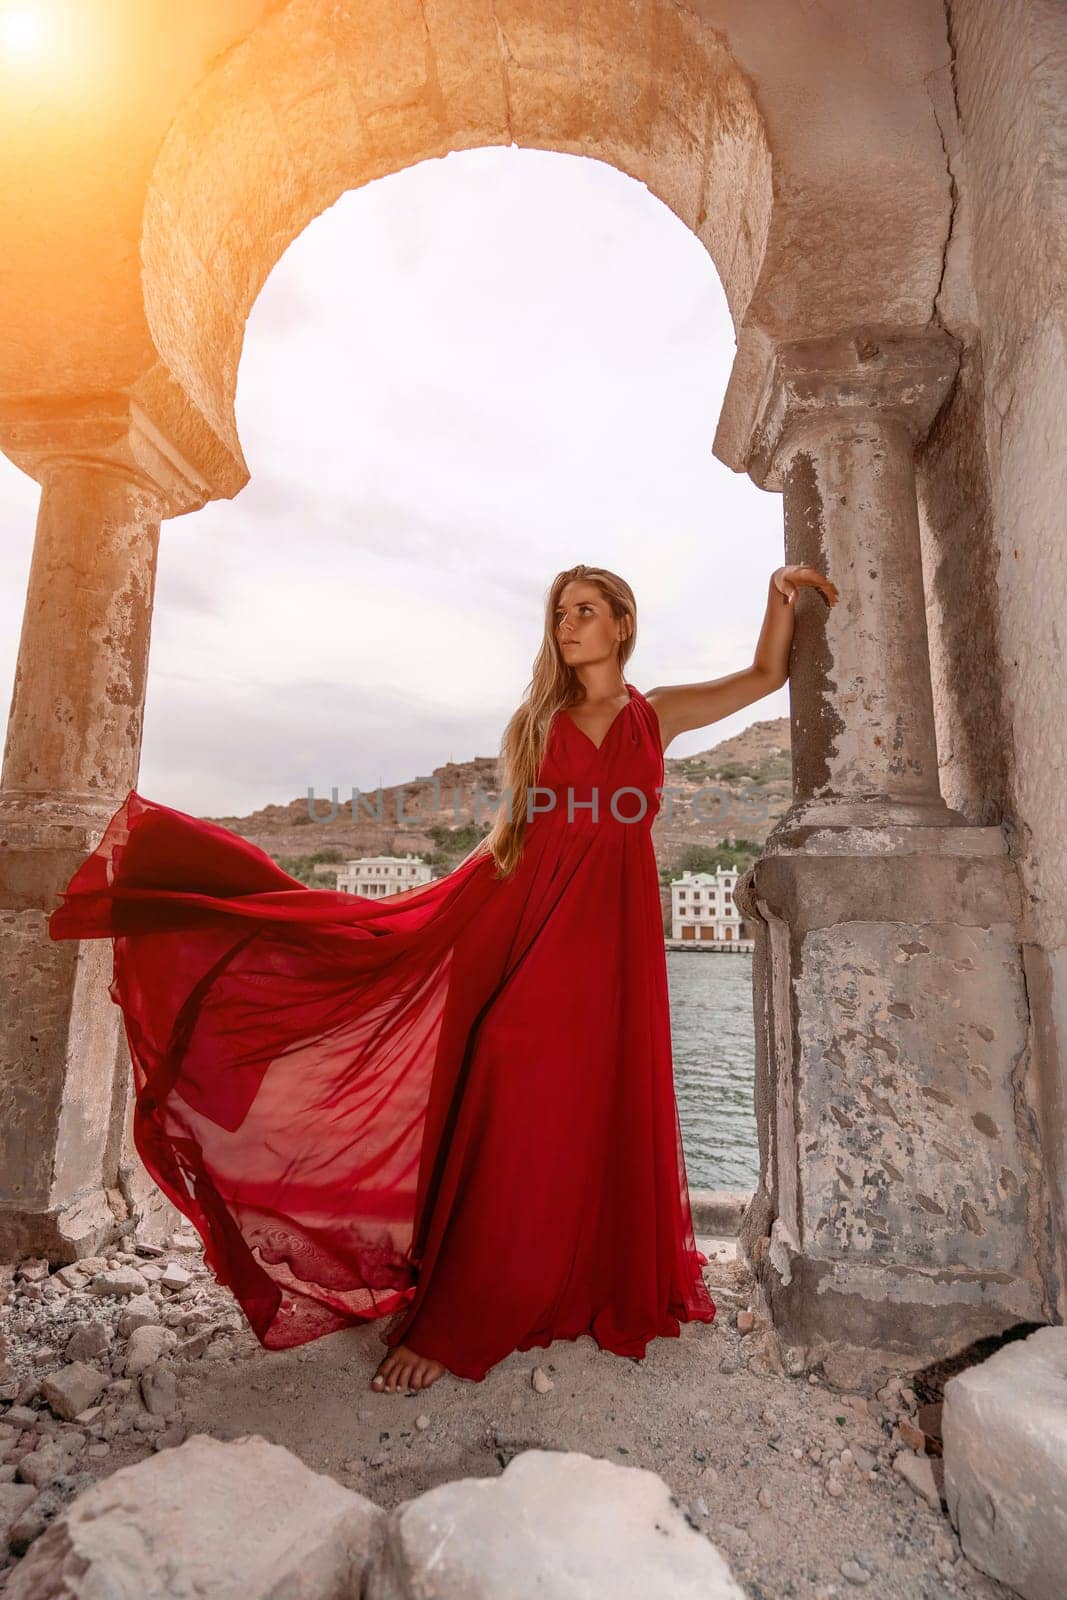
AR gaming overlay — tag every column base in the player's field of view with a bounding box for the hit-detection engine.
[736,822,1057,1368]
[756,1223,1045,1370]
[0,1188,127,1262]
[0,1181,181,1262]
[0,788,180,1265]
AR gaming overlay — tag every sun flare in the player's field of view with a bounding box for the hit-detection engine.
[0,5,50,61]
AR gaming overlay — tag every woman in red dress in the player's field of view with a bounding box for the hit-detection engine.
[48,561,836,1394]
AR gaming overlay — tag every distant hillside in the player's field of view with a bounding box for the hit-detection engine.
[203,716,792,887]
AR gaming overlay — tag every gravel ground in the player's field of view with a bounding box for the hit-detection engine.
[0,1230,1018,1599]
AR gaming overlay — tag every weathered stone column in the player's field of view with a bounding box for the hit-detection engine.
[0,398,207,1260]
[716,331,1055,1370]
[746,331,961,827]
[2,461,161,799]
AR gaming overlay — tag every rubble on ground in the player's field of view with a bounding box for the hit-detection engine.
[0,1232,1017,1597]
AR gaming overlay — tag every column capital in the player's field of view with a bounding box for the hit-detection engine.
[714,325,960,490]
[0,391,214,516]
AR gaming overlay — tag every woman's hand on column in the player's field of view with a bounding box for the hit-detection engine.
[771,565,838,608]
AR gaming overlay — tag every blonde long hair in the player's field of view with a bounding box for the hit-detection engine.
[458,565,637,881]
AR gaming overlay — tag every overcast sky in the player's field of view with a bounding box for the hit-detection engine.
[0,146,786,818]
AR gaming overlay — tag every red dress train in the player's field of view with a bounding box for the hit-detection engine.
[47,682,716,1380]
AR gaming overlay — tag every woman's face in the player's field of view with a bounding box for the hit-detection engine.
[553,580,628,667]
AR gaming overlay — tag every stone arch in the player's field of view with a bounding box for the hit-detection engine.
[139,0,772,491]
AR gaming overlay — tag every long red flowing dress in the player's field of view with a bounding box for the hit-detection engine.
[47,682,716,1381]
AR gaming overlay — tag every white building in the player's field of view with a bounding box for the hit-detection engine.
[670,867,743,943]
[336,853,432,898]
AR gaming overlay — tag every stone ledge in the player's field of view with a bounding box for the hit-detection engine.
[689,1190,753,1236]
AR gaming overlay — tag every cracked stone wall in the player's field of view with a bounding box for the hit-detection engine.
[794,919,1039,1302]
[917,0,1067,1315]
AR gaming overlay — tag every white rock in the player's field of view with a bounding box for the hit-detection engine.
[64,1322,111,1363]
[16,1258,50,1283]
[943,1324,1067,1599]
[4,1432,385,1599]
[159,1264,193,1291]
[15,1440,77,1489]
[0,1482,40,1542]
[124,1324,177,1376]
[118,1302,162,1337]
[4,1407,38,1429]
[365,1449,745,1599]
[132,1412,167,1433]
[53,1264,92,1290]
[531,1366,554,1394]
[140,1366,179,1419]
[40,1362,110,1422]
[892,1448,942,1508]
[86,1267,149,1299]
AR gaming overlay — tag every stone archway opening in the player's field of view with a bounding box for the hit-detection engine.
[149,133,778,1215]
[131,0,777,1255]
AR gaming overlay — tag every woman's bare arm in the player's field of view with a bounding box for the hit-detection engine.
[645,565,838,753]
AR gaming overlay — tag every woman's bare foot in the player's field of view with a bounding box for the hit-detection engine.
[370,1342,446,1393]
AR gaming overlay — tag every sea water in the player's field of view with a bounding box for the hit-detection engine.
[667,949,759,1192]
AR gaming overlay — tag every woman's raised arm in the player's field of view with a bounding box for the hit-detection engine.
[645,565,838,753]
